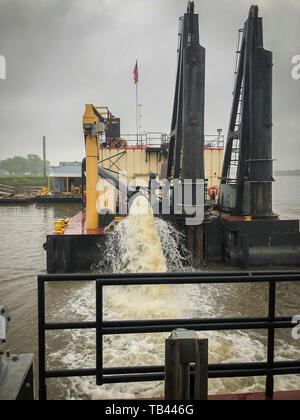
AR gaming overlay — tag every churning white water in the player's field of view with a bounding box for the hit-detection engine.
[101,195,189,274]
[46,195,300,399]
[89,196,191,399]
[47,196,192,399]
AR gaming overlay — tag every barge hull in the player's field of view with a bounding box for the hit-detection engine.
[204,214,300,267]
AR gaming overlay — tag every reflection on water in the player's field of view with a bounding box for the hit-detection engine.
[0,176,299,399]
[0,203,81,361]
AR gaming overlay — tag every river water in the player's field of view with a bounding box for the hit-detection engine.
[0,176,299,399]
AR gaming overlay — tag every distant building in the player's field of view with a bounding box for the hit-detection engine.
[50,162,82,194]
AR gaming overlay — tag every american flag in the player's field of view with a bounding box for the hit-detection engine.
[133,60,138,84]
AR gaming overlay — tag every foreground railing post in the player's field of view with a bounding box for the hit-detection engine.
[266,280,276,399]
[194,338,209,399]
[96,280,103,386]
[38,277,47,401]
[165,330,208,400]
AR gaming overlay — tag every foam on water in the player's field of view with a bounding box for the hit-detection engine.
[100,194,189,274]
[47,195,300,399]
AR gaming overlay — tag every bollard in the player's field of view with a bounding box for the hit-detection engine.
[165,330,208,400]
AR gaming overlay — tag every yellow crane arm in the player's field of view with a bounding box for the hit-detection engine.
[83,104,103,230]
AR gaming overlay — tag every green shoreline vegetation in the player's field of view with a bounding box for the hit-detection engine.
[0,154,50,186]
[0,175,46,187]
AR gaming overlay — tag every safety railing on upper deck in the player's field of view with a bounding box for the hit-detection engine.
[38,270,300,400]
[99,133,224,150]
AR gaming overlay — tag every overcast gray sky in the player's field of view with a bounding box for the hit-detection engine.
[0,0,299,169]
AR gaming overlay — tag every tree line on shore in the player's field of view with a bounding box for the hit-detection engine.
[0,154,50,175]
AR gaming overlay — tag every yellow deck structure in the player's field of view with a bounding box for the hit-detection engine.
[99,144,224,190]
[82,104,224,229]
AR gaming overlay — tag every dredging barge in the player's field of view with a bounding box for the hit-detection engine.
[35,1,300,402]
[45,2,300,273]
[1,1,300,402]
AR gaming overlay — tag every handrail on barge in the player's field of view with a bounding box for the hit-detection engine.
[37,270,300,400]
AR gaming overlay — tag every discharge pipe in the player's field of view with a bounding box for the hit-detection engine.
[98,165,139,199]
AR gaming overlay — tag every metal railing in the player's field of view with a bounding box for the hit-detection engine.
[0,183,15,196]
[204,135,224,149]
[100,133,224,150]
[14,185,43,195]
[38,270,300,400]
[0,184,45,197]
[101,132,168,149]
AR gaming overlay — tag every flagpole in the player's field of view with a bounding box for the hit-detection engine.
[136,80,139,146]
[133,60,139,146]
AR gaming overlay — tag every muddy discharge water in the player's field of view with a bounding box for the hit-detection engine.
[45,193,300,400]
[0,177,299,399]
[46,196,191,399]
